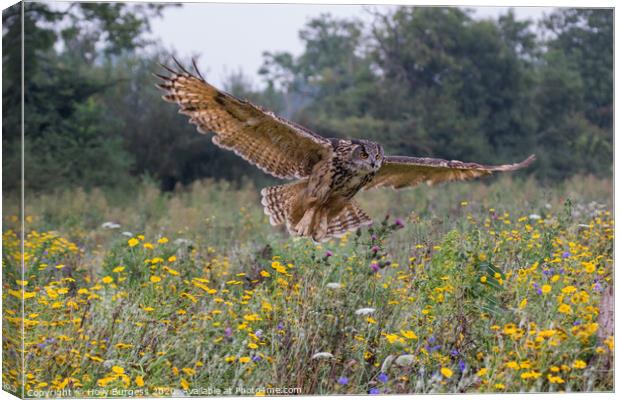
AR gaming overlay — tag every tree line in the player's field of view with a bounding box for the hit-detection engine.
[2,3,612,194]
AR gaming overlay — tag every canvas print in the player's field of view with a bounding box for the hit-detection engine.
[2,1,614,397]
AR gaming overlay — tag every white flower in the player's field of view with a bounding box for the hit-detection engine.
[174,238,193,246]
[311,352,334,360]
[121,231,133,237]
[544,203,552,209]
[354,308,375,316]
[101,222,121,229]
[528,214,541,220]
[326,282,342,289]
[395,354,415,367]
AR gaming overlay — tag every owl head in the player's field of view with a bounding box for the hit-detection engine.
[350,139,384,172]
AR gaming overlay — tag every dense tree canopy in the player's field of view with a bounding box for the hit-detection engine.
[2,5,613,194]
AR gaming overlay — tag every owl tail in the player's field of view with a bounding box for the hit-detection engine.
[289,201,373,242]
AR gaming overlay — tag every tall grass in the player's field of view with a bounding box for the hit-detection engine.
[2,175,613,396]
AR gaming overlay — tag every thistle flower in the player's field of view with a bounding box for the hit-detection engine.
[393,218,405,229]
[370,263,380,273]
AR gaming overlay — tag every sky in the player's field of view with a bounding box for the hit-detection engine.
[148,3,555,88]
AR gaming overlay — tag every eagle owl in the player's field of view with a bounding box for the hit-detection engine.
[156,59,535,242]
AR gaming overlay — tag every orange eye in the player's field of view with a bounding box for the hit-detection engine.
[360,152,369,159]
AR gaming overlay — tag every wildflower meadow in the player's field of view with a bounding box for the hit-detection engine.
[2,175,613,396]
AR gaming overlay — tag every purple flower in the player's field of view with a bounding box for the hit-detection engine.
[458,360,466,372]
[594,283,603,292]
[393,218,405,229]
[369,388,380,395]
[428,336,436,343]
[277,322,284,330]
[573,320,581,326]
[371,234,377,241]
[371,245,380,254]
[255,329,263,338]
[337,377,349,385]
[562,251,570,259]
[370,262,380,273]
[224,327,233,337]
[378,373,388,383]
[325,251,333,258]
[450,349,459,356]
[252,355,262,362]
[536,288,543,295]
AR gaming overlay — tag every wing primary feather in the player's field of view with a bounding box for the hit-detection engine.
[172,56,191,75]
[159,62,177,75]
[191,58,206,81]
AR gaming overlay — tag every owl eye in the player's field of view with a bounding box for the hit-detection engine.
[360,152,369,159]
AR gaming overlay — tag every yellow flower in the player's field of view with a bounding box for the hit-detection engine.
[102,276,113,284]
[150,275,162,283]
[561,286,577,294]
[239,357,251,363]
[480,276,487,283]
[128,238,139,247]
[260,270,270,277]
[158,237,169,244]
[112,366,125,375]
[180,378,189,390]
[225,356,236,363]
[547,374,565,384]
[248,343,259,349]
[476,368,488,377]
[440,367,453,378]
[505,361,520,370]
[558,304,572,314]
[572,360,587,369]
[400,330,418,340]
[168,255,177,262]
[581,261,596,273]
[541,284,551,294]
[135,376,144,387]
[519,298,527,309]
[112,266,125,273]
[494,383,505,389]
[143,242,154,250]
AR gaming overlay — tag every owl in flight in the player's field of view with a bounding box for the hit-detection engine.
[156,59,535,242]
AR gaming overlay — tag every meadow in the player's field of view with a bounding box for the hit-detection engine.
[2,175,614,396]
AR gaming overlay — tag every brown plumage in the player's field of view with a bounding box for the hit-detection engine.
[156,59,536,242]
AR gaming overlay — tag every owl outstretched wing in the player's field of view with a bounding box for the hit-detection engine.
[156,59,333,180]
[365,154,536,190]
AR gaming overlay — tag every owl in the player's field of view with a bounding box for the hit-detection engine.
[156,59,535,242]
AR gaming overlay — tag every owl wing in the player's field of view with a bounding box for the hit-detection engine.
[155,60,333,180]
[365,154,535,190]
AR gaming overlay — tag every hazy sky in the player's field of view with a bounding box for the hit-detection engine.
[148,4,554,88]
